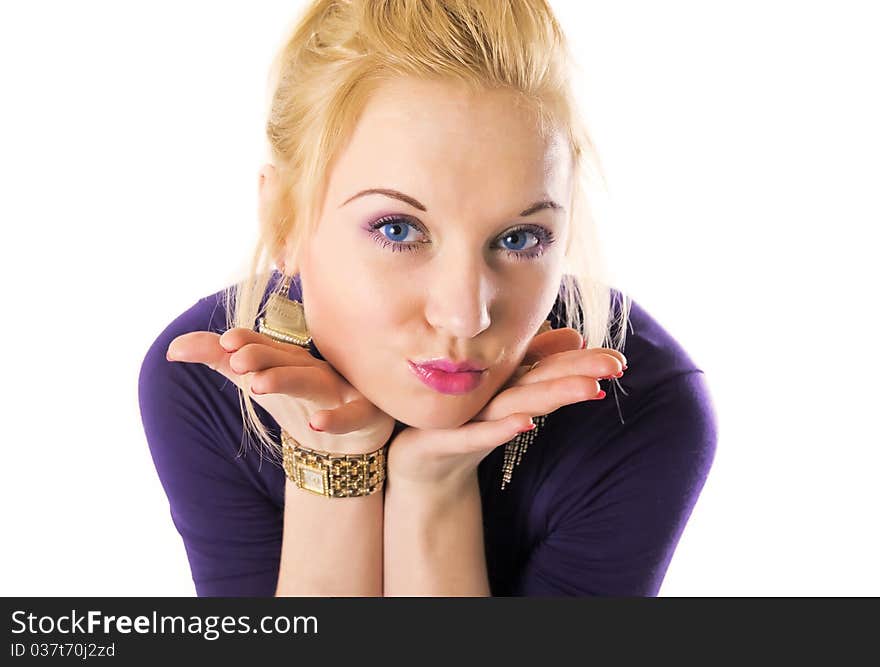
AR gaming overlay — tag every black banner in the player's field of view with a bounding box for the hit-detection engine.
[3,597,876,661]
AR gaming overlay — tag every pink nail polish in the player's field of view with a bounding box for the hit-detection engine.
[614,371,624,378]
[518,422,536,433]
[309,422,323,432]
[595,390,606,400]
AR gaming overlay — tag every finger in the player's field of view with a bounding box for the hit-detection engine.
[250,365,337,403]
[521,327,582,365]
[167,332,226,369]
[592,347,627,369]
[310,397,381,434]
[444,413,535,456]
[228,342,315,375]
[475,375,602,422]
[516,350,625,387]
[166,331,245,389]
[525,327,628,369]
[219,326,308,355]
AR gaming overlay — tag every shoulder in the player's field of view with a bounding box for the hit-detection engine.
[138,290,234,448]
[137,285,245,468]
[136,283,286,595]
[137,277,297,466]
[609,290,717,447]
[550,286,715,427]
[549,284,704,393]
[535,291,718,518]
[608,287,704,389]
[505,295,718,594]
[137,280,285,508]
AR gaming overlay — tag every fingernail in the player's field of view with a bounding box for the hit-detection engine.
[518,422,536,433]
[622,364,628,371]
[614,371,624,378]
[580,338,586,349]
[595,390,606,400]
[166,348,177,361]
[309,422,323,432]
[219,332,234,351]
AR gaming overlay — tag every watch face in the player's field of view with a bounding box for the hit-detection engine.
[299,465,327,495]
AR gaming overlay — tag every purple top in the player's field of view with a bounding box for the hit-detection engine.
[138,273,717,596]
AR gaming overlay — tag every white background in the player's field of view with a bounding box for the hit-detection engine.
[1,1,877,596]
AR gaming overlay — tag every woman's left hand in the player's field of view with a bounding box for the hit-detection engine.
[386,327,627,489]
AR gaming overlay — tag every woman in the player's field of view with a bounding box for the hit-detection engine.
[138,0,717,596]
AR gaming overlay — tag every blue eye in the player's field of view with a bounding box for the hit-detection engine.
[499,229,539,253]
[377,218,424,245]
[367,215,554,260]
[366,216,428,254]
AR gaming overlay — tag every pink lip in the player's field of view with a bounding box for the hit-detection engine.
[412,358,486,373]
[408,360,486,395]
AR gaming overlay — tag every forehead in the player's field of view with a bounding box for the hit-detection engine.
[324,77,571,216]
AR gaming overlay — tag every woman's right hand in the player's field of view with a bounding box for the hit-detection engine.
[166,327,394,455]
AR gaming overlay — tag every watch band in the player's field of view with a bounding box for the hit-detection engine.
[281,428,387,498]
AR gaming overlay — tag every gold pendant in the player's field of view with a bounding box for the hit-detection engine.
[255,274,312,347]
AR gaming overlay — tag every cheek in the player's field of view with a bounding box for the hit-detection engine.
[302,232,376,323]
[302,265,408,386]
[495,283,556,348]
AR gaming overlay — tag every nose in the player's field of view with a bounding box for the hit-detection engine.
[423,251,492,340]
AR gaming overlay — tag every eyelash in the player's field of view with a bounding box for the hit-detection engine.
[367,215,555,261]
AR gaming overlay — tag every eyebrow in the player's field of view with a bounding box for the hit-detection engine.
[339,188,563,217]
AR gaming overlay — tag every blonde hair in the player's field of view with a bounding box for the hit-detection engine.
[224,0,631,459]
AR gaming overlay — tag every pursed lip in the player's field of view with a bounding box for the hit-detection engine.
[410,358,487,373]
[407,360,487,395]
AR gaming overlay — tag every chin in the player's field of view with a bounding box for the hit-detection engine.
[399,412,472,431]
[370,394,484,432]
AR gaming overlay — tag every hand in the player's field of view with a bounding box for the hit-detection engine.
[386,327,627,487]
[166,327,395,455]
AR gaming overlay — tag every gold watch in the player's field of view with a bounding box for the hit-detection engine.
[281,429,387,498]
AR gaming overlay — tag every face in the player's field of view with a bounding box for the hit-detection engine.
[283,77,572,429]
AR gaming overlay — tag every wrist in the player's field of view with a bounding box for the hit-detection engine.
[282,429,388,498]
[385,471,479,534]
[291,427,391,456]
[386,465,478,507]
[386,429,482,489]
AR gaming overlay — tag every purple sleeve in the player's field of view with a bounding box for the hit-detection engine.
[512,371,718,596]
[138,325,283,597]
